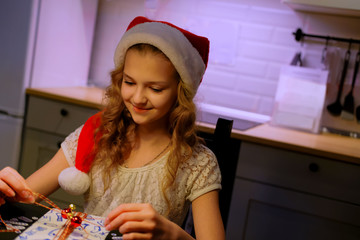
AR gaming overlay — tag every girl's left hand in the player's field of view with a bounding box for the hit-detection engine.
[104,203,179,240]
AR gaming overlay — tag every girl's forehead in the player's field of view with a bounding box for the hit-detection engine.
[124,51,171,69]
[126,46,171,63]
[123,51,178,84]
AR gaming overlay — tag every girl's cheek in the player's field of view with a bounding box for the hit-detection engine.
[121,88,131,100]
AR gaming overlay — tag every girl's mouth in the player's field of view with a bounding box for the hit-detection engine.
[133,105,150,113]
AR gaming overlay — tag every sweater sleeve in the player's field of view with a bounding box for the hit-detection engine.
[187,145,222,202]
[60,125,83,167]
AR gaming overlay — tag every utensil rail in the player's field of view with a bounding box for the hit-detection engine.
[293,28,360,45]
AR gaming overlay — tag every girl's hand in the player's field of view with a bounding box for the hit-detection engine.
[104,203,181,240]
[0,167,35,205]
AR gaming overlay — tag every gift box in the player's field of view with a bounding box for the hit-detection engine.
[0,202,122,240]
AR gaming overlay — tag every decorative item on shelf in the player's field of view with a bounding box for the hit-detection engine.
[270,65,328,133]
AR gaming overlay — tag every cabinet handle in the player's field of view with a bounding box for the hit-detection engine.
[308,163,319,172]
[60,108,69,117]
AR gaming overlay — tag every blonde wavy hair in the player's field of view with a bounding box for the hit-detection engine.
[92,44,201,215]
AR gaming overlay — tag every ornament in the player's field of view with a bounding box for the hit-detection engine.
[70,216,82,228]
[60,204,84,228]
[61,204,76,220]
[61,207,72,219]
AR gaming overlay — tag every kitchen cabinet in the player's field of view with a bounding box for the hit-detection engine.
[282,0,360,17]
[19,95,99,209]
[226,141,360,239]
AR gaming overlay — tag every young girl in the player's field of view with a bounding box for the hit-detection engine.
[0,16,225,239]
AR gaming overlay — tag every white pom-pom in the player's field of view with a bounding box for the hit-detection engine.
[58,167,90,195]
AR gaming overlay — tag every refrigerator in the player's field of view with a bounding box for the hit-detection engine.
[0,0,98,170]
[0,1,36,169]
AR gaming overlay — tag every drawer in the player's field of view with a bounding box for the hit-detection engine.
[20,128,64,178]
[26,96,99,136]
[237,141,360,205]
[20,128,84,209]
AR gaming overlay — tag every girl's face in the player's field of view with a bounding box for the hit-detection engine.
[121,49,178,128]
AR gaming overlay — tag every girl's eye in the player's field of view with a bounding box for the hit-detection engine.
[124,80,135,86]
[151,87,163,93]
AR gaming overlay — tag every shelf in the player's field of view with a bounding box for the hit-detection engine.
[282,0,360,17]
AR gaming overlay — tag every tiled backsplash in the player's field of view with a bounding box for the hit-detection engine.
[88,0,360,120]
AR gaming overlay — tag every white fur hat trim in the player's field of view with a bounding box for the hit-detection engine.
[58,167,90,195]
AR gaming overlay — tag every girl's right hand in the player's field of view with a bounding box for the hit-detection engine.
[0,167,35,205]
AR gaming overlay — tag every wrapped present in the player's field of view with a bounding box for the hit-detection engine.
[0,202,123,240]
[16,208,109,239]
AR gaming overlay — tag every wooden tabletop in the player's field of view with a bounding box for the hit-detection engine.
[27,87,360,165]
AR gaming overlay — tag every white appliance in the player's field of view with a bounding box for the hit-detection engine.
[0,0,98,170]
[0,1,36,169]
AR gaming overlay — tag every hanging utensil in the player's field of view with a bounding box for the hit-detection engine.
[290,52,303,66]
[341,47,360,120]
[327,42,352,116]
[321,37,329,66]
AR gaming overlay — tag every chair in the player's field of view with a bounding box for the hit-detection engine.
[183,117,241,236]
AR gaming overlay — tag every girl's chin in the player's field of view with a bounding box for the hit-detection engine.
[131,116,167,128]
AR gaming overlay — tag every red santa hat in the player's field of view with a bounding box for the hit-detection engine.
[58,17,209,195]
[114,16,209,94]
[58,112,102,195]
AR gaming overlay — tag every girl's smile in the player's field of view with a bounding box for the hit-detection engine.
[132,105,151,113]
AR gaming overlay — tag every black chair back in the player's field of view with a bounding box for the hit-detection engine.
[184,118,240,235]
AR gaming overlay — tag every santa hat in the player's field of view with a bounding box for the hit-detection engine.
[58,112,102,195]
[58,17,210,195]
[114,16,210,94]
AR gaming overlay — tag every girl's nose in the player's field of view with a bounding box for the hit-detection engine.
[133,87,147,104]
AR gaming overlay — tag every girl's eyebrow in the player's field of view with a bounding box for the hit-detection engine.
[123,73,134,80]
[124,72,168,85]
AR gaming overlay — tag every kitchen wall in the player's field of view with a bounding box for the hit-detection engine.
[88,0,360,120]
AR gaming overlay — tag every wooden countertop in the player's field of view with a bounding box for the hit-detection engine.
[26,87,360,165]
[26,87,105,109]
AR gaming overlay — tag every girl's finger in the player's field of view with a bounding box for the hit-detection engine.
[0,167,33,201]
[119,219,156,234]
[0,179,16,198]
[122,232,152,240]
[105,203,146,224]
[105,210,146,230]
[14,190,35,204]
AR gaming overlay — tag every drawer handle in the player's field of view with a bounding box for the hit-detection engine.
[60,108,69,117]
[308,163,319,172]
